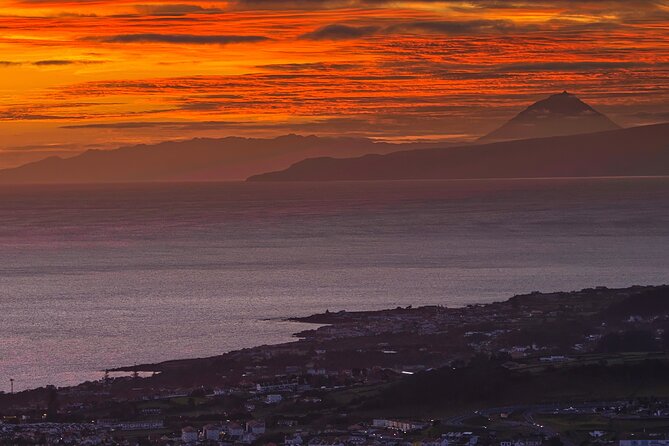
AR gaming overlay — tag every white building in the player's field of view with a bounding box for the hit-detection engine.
[285,434,304,445]
[225,422,244,438]
[256,382,298,393]
[181,426,198,444]
[203,424,222,441]
[372,419,428,432]
[241,432,258,444]
[246,420,266,435]
[500,438,542,446]
[266,394,283,404]
[308,438,344,446]
[112,420,164,431]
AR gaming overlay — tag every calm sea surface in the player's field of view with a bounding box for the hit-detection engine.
[1,178,668,391]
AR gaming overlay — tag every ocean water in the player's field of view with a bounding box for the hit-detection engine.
[1,178,668,391]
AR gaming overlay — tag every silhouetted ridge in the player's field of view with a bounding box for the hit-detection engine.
[0,135,450,185]
[248,123,669,182]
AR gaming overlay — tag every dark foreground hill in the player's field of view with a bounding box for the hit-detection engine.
[360,357,669,416]
[248,123,669,182]
[0,135,447,184]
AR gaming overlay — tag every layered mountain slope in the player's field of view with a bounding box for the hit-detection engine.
[0,135,447,184]
[248,123,669,182]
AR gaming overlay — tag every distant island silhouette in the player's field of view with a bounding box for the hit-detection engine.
[248,93,668,182]
[0,135,448,184]
[2,93,668,184]
[248,122,669,182]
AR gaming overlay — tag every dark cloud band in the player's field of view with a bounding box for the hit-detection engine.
[83,34,270,45]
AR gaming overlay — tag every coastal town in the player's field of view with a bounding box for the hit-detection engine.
[2,285,669,446]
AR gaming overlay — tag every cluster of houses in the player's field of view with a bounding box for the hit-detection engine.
[179,420,267,444]
[280,429,479,446]
[371,420,430,433]
[587,433,669,446]
[5,288,669,446]
[98,419,165,431]
[277,430,548,446]
[3,418,668,446]
[619,440,669,446]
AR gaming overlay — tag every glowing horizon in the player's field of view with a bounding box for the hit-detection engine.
[1,0,668,168]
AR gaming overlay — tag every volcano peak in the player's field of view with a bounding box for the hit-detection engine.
[481,92,620,142]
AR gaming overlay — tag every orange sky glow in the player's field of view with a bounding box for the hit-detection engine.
[0,0,668,168]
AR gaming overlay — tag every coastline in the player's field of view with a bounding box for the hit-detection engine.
[3,282,669,446]
[3,283,667,409]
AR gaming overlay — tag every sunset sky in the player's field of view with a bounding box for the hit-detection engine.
[1,0,668,168]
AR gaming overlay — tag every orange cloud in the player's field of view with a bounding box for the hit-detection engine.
[0,0,667,168]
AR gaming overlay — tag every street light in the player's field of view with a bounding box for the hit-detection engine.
[10,378,14,394]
